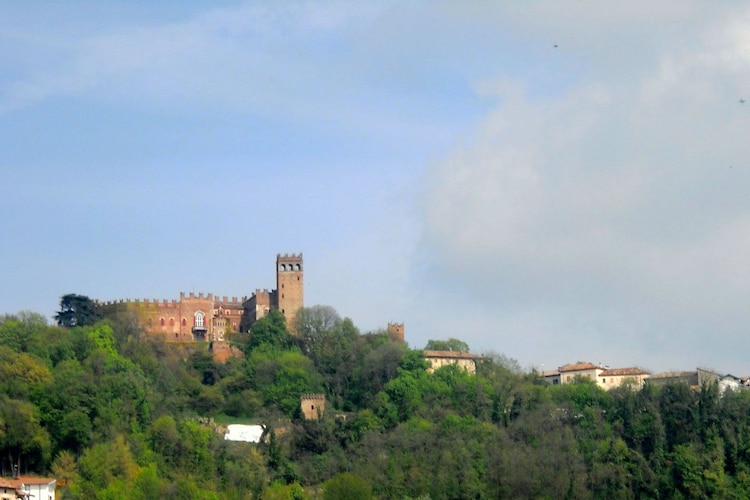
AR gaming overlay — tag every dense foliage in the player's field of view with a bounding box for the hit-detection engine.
[2,307,750,498]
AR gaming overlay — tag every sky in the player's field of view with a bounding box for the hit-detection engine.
[2,1,750,375]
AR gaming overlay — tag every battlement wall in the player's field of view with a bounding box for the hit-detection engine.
[94,251,305,339]
[277,252,303,261]
[215,296,246,307]
[97,298,181,308]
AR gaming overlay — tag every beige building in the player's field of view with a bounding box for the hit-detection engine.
[423,350,482,375]
[550,362,650,390]
[598,367,650,390]
[558,362,604,384]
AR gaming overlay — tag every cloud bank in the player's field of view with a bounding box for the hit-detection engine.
[417,2,750,373]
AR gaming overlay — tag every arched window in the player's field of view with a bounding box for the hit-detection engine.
[295,263,301,271]
[160,318,165,326]
[182,318,187,327]
[195,311,205,328]
[169,318,175,326]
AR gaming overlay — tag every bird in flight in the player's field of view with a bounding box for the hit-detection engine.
[553,44,558,48]
[741,99,746,104]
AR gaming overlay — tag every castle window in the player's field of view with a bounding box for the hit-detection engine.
[170,318,174,326]
[279,264,286,271]
[182,318,187,327]
[195,312,205,327]
[295,264,301,271]
[160,318,165,326]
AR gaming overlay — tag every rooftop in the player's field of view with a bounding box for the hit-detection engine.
[600,367,650,377]
[559,362,600,372]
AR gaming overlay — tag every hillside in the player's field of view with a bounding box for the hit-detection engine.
[2,307,750,499]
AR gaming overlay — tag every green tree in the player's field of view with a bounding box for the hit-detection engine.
[0,346,52,398]
[221,444,267,499]
[0,311,49,355]
[323,472,373,500]
[424,338,470,353]
[251,349,322,415]
[294,305,342,340]
[350,341,407,408]
[262,481,309,500]
[0,396,52,474]
[132,463,170,499]
[74,435,140,497]
[659,383,698,450]
[51,450,79,489]
[55,294,102,327]
[247,311,292,351]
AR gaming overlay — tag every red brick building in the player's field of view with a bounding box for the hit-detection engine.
[97,253,304,342]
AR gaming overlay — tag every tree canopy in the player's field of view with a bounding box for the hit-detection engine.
[424,338,470,353]
[2,306,750,498]
[54,294,101,328]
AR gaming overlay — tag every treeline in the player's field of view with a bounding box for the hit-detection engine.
[2,305,750,498]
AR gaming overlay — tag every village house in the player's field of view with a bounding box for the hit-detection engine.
[0,476,56,500]
[543,362,650,390]
[598,367,650,390]
[558,362,604,384]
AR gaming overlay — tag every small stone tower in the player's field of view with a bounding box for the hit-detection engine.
[300,393,326,420]
[387,322,404,342]
[276,253,304,331]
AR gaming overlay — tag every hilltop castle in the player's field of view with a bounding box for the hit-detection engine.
[96,253,304,342]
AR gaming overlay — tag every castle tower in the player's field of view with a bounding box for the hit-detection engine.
[387,322,404,342]
[300,393,326,420]
[276,253,304,331]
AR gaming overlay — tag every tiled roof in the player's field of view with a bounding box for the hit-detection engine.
[600,367,649,377]
[13,476,56,485]
[648,371,695,379]
[559,362,599,372]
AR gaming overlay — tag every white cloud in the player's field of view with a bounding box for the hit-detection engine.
[417,4,750,373]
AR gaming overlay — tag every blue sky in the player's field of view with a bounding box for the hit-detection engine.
[3,1,750,374]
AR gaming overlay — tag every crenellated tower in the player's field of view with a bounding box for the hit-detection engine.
[276,253,304,331]
[387,322,404,343]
